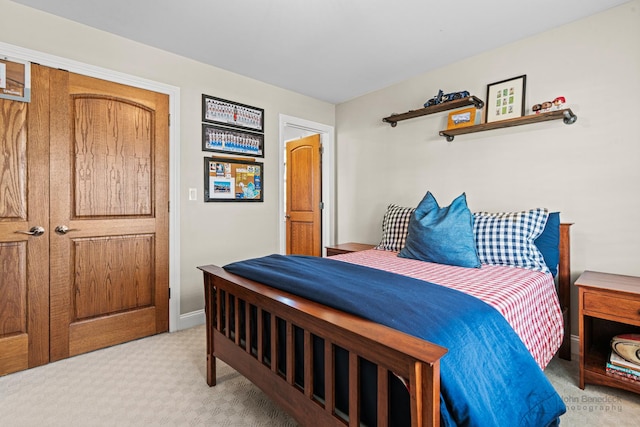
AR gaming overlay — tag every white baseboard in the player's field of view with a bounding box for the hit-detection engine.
[177,309,205,330]
[571,333,579,357]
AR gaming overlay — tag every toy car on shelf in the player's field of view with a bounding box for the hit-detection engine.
[424,89,471,108]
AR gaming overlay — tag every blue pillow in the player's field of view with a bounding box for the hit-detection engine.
[398,192,481,268]
[534,212,560,276]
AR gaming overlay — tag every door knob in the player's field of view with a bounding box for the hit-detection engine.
[55,225,79,235]
[15,226,45,236]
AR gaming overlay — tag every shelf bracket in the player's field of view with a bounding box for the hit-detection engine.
[470,97,484,109]
[438,131,455,142]
[381,119,398,127]
[563,110,578,125]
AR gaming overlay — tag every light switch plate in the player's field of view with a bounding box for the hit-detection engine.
[188,188,197,201]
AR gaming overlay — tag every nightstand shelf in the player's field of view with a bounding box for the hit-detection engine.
[325,242,375,257]
[576,270,640,394]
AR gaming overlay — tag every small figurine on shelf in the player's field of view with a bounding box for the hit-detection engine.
[532,96,566,114]
[551,96,566,110]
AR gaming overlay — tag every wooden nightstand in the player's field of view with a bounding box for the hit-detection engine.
[576,270,640,393]
[325,242,375,257]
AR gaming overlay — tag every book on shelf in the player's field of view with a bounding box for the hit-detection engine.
[607,350,640,382]
[606,365,640,383]
[609,349,640,372]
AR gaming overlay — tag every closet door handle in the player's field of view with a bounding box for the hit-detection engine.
[15,226,45,237]
[55,225,79,235]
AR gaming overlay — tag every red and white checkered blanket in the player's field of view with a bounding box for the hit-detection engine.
[331,249,564,369]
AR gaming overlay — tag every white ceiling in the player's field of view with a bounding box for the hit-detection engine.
[11,0,630,104]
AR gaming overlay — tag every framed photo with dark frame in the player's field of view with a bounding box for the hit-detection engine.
[485,74,526,123]
[202,123,264,158]
[204,157,263,202]
[202,94,264,133]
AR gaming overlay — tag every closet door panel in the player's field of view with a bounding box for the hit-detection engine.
[49,70,169,361]
[0,64,50,376]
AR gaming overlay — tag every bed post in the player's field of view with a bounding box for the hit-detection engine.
[410,360,440,427]
[203,272,217,386]
[558,223,573,361]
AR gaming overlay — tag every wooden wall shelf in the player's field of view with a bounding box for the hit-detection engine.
[439,109,577,141]
[382,96,484,127]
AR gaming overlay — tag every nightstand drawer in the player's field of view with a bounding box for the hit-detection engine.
[584,292,640,322]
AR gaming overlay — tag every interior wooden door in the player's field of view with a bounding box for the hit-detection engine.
[49,70,169,361]
[285,134,322,256]
[0,64,50,376]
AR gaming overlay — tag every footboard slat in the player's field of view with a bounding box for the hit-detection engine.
[215,288,222,334]
[234,297,241,346]
[286,322,294,385]
[324,341,335,417]
[270,314,277,374]
[257,307,264,362]
[201,265,447,427]
[224,291,231,339]
[348,352,360,427]
[245,302,251,354]
[377,365,389,427]
[304,331,313,399]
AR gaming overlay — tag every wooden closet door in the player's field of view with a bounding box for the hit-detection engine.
[0,64,50,375]
[286,134,322,256]
[49,70,169,361]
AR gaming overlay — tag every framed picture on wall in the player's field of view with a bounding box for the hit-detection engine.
[204,157,263,202]
[202,123,264,157]
[446,107,480,130]
[485,74,526,123]
[202,94,264,133]
[0,55,31,102]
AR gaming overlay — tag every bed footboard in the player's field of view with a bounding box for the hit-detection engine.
[200,265,447,427]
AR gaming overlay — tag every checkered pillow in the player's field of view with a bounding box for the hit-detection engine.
[473,208,550,273]
[375,204,415,252]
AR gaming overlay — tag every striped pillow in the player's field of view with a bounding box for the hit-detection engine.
[473,208,550,273]
[375,204,415,252]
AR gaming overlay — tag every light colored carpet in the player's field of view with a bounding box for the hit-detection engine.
[545,352,640,426]
[0,325,297,427]
[1,325,639,426]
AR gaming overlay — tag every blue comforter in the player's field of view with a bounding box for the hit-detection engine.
[224,254,565,427]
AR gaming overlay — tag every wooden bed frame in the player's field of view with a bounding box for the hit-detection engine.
[199,223,572,427]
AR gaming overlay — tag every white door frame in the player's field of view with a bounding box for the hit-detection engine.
[278,115,335,255]
[0,42,182,332]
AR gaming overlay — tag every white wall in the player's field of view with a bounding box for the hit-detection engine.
[0,0,335,318]
[335,1,640,334]
[2,0,638,335]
